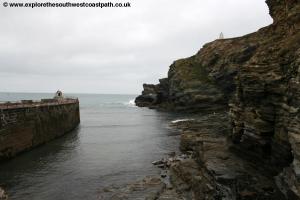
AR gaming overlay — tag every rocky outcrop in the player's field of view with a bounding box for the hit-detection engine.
[136,0,300,199]
[135,42,239,111]
[135,79,170,109]
[170,115,286,199]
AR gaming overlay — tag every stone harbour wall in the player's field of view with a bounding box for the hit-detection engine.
[0,99,80,161]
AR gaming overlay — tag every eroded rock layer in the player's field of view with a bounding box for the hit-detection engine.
[136,0,300,199]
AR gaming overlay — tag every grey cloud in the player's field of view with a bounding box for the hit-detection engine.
[0,0,272,94]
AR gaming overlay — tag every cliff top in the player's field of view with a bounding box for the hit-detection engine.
[267,0,300,23]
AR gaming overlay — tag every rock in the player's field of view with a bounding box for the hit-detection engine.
[135,81,170,108]
[136,0,300,199]
[98,176,185,200]
[156,164,166,169]
[98,176,165,200]
[152,154,191,170]
[168,112,287,199]
[152,160,164,166]
[157,188,184,200]
[160,172,167,178]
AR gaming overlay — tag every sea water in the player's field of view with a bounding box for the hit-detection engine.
[0,93,184,200]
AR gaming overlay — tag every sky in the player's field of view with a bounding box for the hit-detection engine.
[0,0,272,94]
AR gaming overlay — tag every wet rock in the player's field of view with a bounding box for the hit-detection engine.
[156,164,166,169]
[157,189,184,200]
[168,112,287,200]
[152,160,164,166]
[98,176,185,200]
[152,154,191,171]
[160,171,167,178]
[98,176,165,200]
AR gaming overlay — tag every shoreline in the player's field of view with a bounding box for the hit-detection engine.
[134,0,300,198]
[100,110,287,199]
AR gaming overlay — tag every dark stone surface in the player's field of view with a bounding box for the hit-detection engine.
[0,100,80,161]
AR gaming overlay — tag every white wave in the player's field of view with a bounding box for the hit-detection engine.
[171,119,194,124]
[124,99,136,107]
[129,99,135,105]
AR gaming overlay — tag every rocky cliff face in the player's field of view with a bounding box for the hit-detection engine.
[136,0,300,199]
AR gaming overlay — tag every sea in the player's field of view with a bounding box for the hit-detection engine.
[0,92,188,200]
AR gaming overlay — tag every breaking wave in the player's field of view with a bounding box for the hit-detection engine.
[171,119,194,124]
[123,99,136,107]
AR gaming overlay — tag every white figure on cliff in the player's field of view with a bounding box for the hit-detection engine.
[219,32,224,39]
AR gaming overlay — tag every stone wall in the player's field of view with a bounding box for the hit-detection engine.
[0,100,80,161]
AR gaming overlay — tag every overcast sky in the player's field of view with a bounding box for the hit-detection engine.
[0,0,272,94]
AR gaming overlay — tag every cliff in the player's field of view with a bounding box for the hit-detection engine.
[136,0,300,199]
[0,98,80,161]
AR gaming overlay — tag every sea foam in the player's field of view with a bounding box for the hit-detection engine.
[124,99,136,107]
[171,119,194,124]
